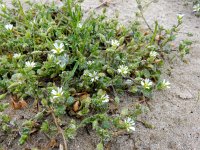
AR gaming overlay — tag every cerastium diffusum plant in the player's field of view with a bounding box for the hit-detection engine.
[0,0,191,149]
[193,0,200,16]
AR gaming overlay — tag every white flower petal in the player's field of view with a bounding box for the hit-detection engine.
[54,43,59,49]
[60,43,64,48]
[13,53,21,59]
[111,40,120,47]
[129,126,136,131]
[5,24,13,30]
[51,49,57,53]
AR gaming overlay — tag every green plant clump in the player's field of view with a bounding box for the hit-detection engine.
[193,0,200,16]
[0,0,190,148]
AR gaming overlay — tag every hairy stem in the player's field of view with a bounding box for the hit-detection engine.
[135,0,153,32]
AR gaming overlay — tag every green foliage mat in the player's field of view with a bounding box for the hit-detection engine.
[0,0,191,148]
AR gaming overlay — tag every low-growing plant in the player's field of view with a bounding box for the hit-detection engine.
[193,0,200,16]
[0,0,190,149]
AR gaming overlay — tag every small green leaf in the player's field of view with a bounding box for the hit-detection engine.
[114,96,120,104]
[66,96,75,106]
[0,93,7,100]
[97,142,104,150]
[41,121,49,132]
[121,108,129,116]
[102,120,110,129]
[8,82,19,89]
[119,37,125,44]
[130,86,138,94]
[19,134,28,145]
[54,105,66,116]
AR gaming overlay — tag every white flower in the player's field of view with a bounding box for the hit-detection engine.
[87,61,94,65]
[25,61,36,68]
[193,4,200,12]
[89,71,99,82]
[77,23,83,28]
[51,87,64,99]
[111,39,120,47]
[161,79,170,89]
[101,94,109,103]
[141,79,153,89]
[117,65,129,76]
[149,51,158,57]
[5,24,13,30]
[124,117,135,132]
[51,42,64,54]
[177,14,184,20]
[13,53,21,59]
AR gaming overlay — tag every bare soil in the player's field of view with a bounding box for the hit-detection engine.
[1,0,200,150]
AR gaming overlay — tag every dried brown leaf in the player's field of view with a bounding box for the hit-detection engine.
[11,99,27,110]
[73,101,80,112]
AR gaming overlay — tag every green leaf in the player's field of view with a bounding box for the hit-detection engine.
[0,93,7,100]
[119,36,125,44]
[98,33,107,42]
[114,96,120,104]
[8,82,20,89]
[0,103,9,112]
[130,86,138,94]
[19,134,28,145]
[66,96,75,106]
[101,120,110,129]
[41,121,49,132]
[121,108,129,116]
[97,142,104,150]
[54,105,66,116]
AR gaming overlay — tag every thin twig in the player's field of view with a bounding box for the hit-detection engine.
[111,84,117,97]
[50,108,68,150]
[43,132,51,140]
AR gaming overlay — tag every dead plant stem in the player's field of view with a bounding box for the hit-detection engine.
[51,108,68,150]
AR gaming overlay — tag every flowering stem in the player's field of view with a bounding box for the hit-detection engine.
[150,21,158,45]
[135,0,153,32]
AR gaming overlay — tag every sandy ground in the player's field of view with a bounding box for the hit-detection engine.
[1,0,200,149]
